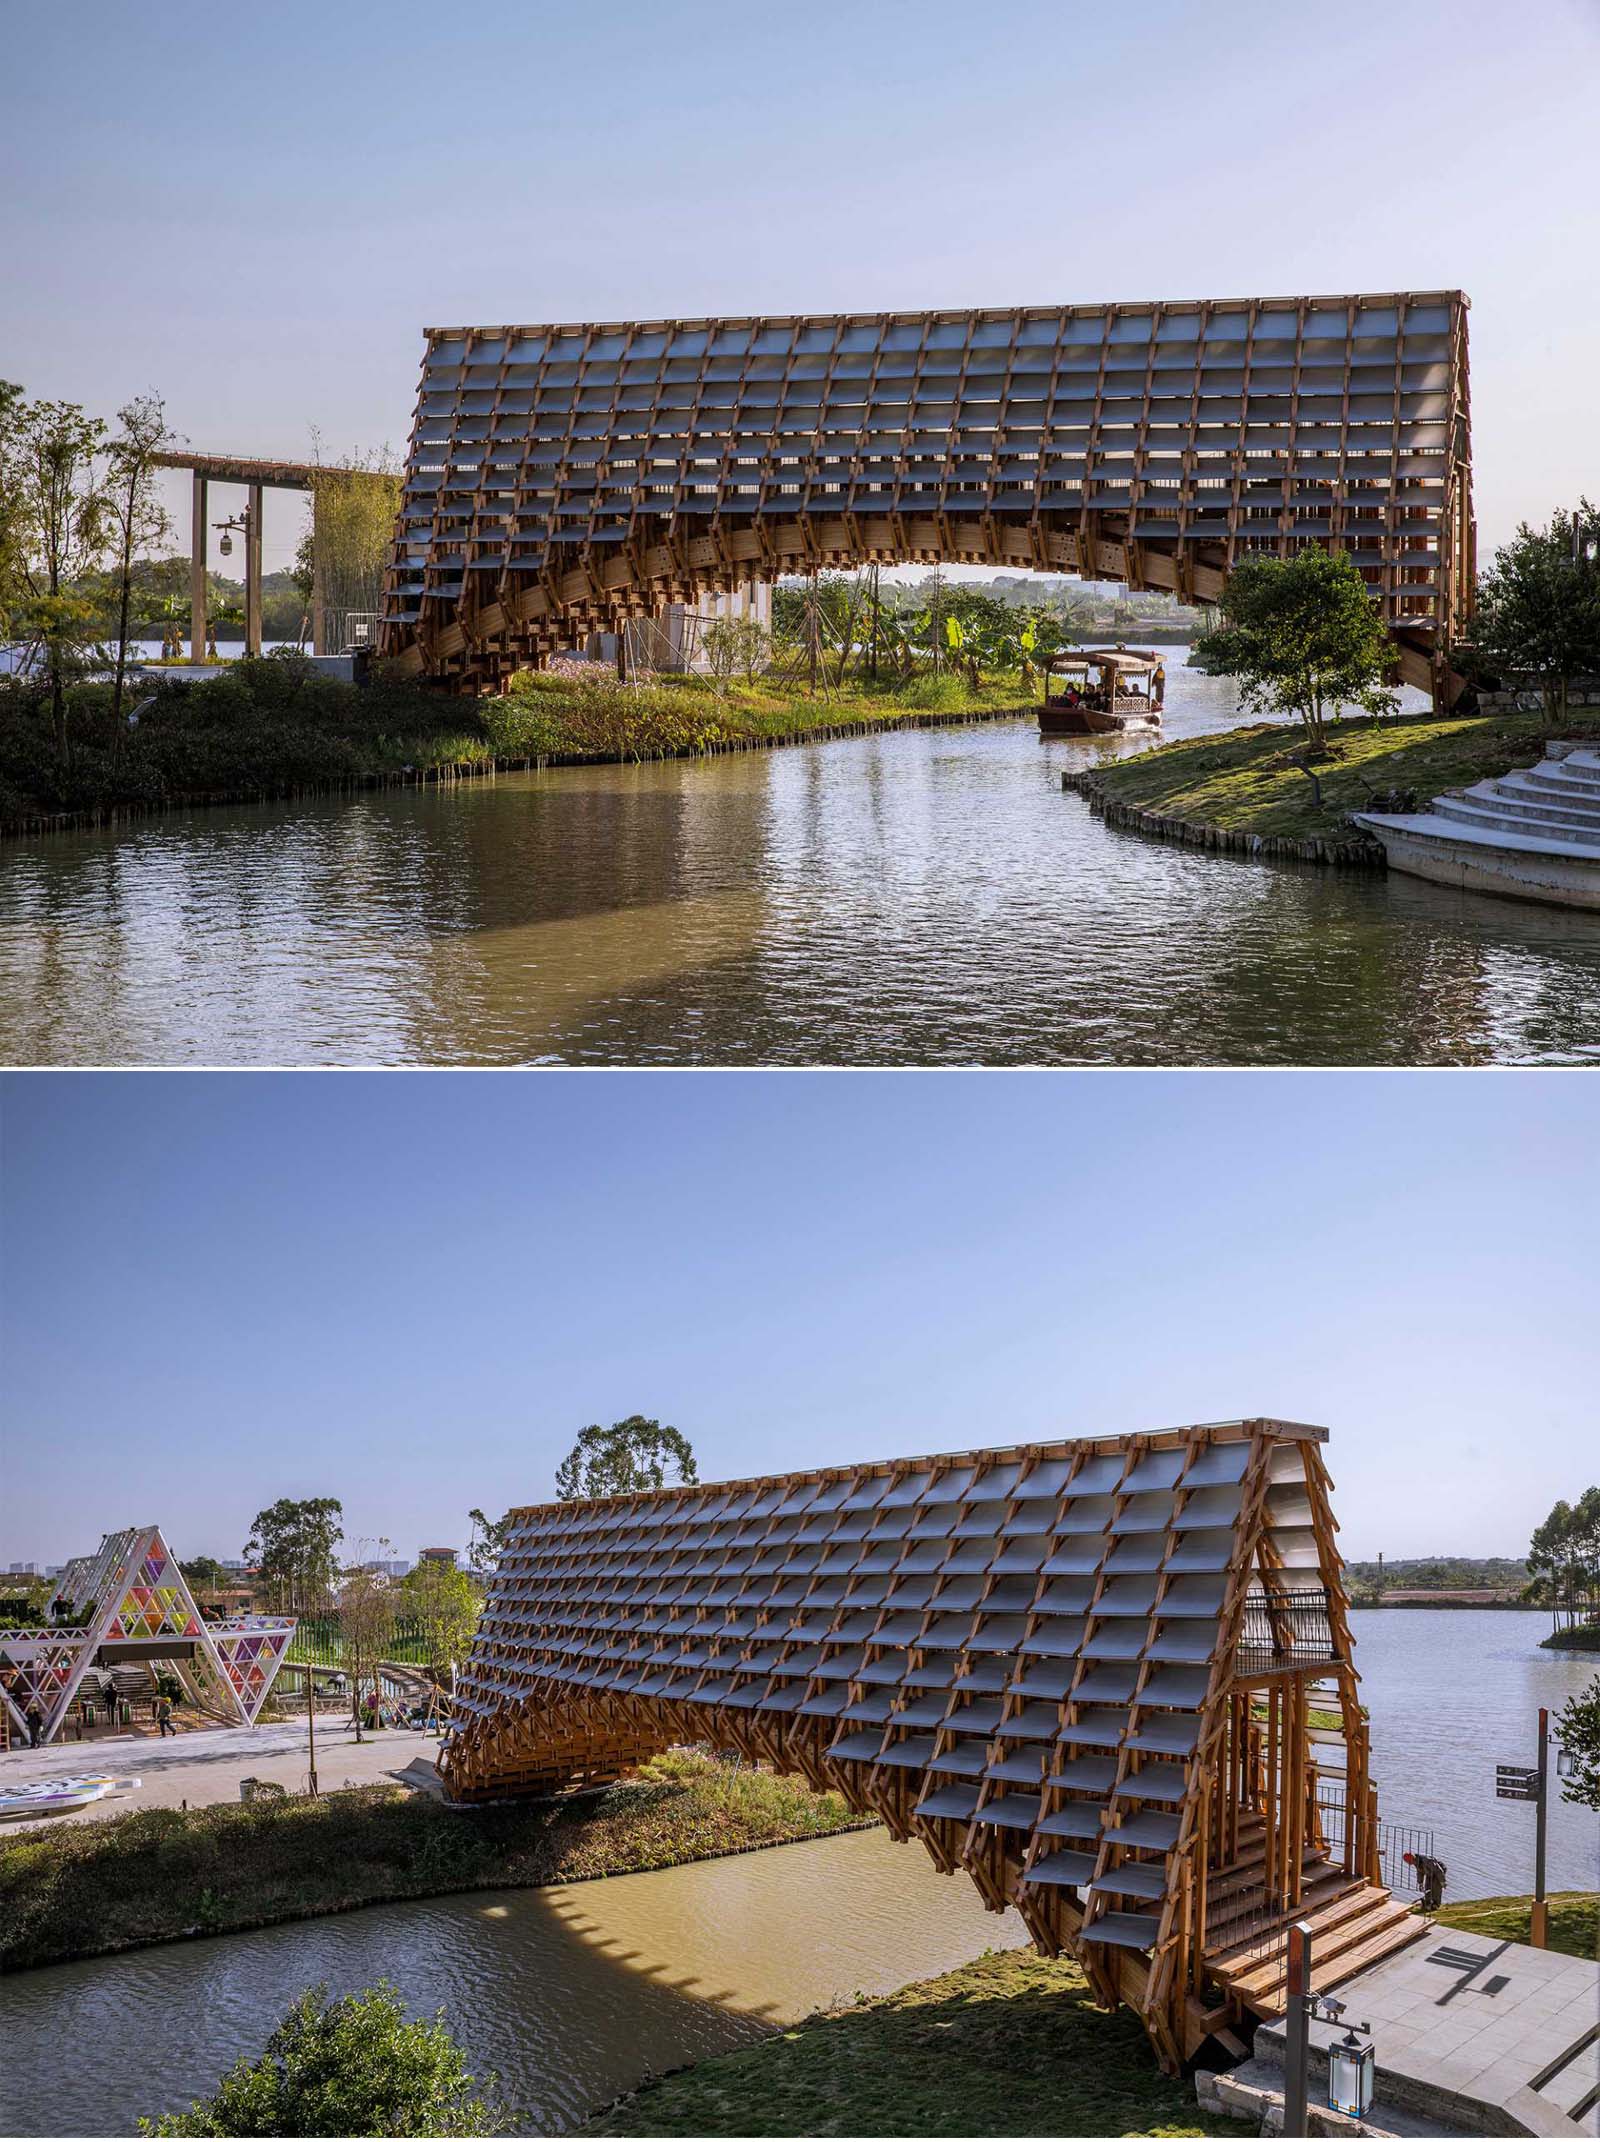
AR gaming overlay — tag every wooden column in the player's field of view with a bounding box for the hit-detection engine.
[311,481,328,656]
[190,472,209,662]
[245,483,264,656]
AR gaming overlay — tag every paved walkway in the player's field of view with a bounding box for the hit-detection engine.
[1256,1926,1600,2136]
[0,1720,444,1828]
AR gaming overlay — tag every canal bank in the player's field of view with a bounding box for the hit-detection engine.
[1064,702,1600,868]
[0,1751,867,1972]
[0,660,1032,840]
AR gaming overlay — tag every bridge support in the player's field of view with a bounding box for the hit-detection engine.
[189,472,209,663]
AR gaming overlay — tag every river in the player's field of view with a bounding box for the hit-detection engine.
[0,1611,1592,2137]
[5,666,1600,1066]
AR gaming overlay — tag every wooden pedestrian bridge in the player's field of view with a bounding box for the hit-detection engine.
[441,1417,1430,2074]
[381,292,1473,707]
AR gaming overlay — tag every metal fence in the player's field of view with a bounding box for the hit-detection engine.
[284,1615,432,1667]
[1235,1587,1341,1675]
[1315,1781,1437,1897]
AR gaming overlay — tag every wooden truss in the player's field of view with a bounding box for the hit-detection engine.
[441,1418,1424,2073]
[0,1527,296,1744]
[381,293,1473,705]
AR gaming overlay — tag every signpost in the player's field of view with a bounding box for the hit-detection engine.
[1494,1708,1549,1946]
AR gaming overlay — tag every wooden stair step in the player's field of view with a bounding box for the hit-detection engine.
[1205,1869,1350,1948]
[1214,1888,1405,1997]
[1230,1902,1424,2011]
[1251,1911,1431,2019]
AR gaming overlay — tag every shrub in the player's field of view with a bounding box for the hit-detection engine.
[140,1982,504,2137]
[893,672,971,712]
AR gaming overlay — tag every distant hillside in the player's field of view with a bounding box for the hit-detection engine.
[1345,1556,1529,1594]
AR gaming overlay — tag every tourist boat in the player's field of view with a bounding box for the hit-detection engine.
[1039,647,1166,736]
[0,1774,142,1821]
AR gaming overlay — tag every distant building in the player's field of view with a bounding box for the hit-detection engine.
[418,1547,460,1568]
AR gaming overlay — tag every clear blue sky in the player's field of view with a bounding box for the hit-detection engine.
[4,0,1598,572]
[1,1070,1592,1570]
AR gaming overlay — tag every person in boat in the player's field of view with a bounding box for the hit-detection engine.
[1064,684,1082,710]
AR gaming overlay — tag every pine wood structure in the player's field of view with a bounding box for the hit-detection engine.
[0,1527,295,1745]
[381,293,1473,704]
[149,449,389,659]
[441,1418,1427,2072]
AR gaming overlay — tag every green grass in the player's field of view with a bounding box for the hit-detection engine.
[0,1750,866,1971]
[586,1948,1250,2138]
[0,657,1028,834]
[1433,1891,1598,1960]
[1080,704,1600,845]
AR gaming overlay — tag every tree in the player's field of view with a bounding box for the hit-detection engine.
[701,614,770,683]
[294,440,401,645]
[338,1552,399,1742]
[180,1556,227,1594]
[1553,1678,1600,1814]
[104,394,175,733]
[555,1414,698,1501]
[1472,501,1600,729]
[1528,1489,1600,1631]
[1193,549,1398,755]
[466,1506,515,1580]
[244,1498,344,1616]
[7,395,112,759]
[399,1558,480,1700]
[0,379,29,642]
[140,1981,503,2137]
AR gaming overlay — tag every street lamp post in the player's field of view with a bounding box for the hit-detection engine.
[1283,1924,1377,2135]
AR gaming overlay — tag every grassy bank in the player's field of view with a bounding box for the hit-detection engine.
[588,1948,1249,2137]
[0,1751,867,1971]
[587,1894,1599,2138]
[0,658,1030,836]
[1540,1621,1600,1652]
[1434,1891,1597,1960]
[1073,703,1600,850]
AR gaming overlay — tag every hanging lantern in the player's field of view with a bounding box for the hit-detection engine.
[1327,2026,1376,2119]
[219,531,233,557]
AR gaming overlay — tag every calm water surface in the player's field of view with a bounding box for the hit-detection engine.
[1,1613,1592,2137]
[6,665,1600,1065]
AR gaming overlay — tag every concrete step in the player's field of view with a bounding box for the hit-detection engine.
[1431,795,1600,847]
[1517,762,1600,801]
[1353,810,1600,864]
[1482,778,1600,828]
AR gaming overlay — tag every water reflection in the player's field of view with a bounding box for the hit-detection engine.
[0,1828,1026,2138]
[4,670,1600,1065]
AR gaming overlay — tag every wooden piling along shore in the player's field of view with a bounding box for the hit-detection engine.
[443,1417,1428,2075]
[1062,766,1387,869]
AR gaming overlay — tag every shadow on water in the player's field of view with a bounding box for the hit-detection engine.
[0,1828,1026,2139]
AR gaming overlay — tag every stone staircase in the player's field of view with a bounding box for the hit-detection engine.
[1353,745,1600,911]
